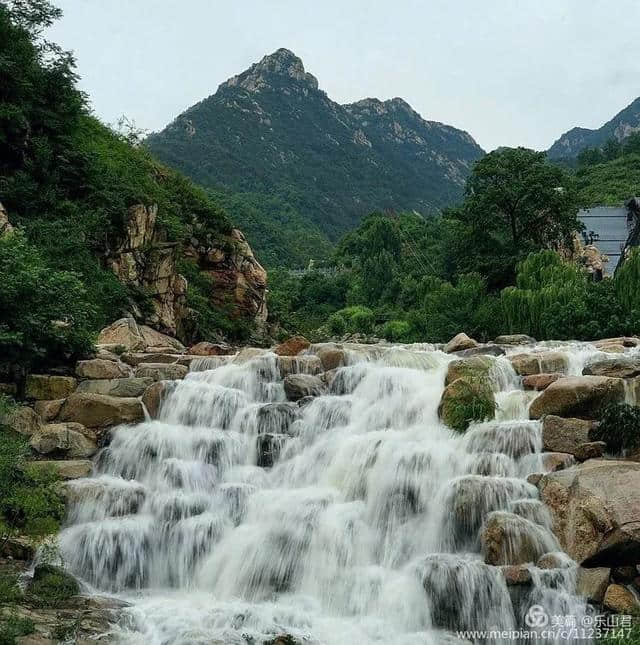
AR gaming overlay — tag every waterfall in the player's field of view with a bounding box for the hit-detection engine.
[57,345,593,644]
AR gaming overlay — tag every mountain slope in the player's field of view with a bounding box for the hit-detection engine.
[146,49,484,264]
[548,97,640,160]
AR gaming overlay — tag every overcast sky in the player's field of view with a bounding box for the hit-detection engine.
[47,0,640,151]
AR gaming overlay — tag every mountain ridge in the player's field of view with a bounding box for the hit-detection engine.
[146,48,484,265]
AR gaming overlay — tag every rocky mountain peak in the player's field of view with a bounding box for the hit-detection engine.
[222,47,319,93]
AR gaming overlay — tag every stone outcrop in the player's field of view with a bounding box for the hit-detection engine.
[603,583,640,615]
[28,459,93,479]
[445,356,493,386]
[283,374,325,401]
[135,363,188,381]
[438,377,495,432]
[539,460,640,566]
[494,334,536,346]
[25,375,77,400]
[187,341,232,356]
[141,381,168,419]
[542,415,596,454]
[3,406,41,436]
[509,352,567,376]
[522,373,562,391]
[57,393,144,428]
[444,332,478,353]
[76,377,154,398]
[29,423,97,458]
[529,376,624,419]
[34,399,65,422]
[577,567,611,603]
[76,359,132,380]
[583,357,640,379]
[274,335,310,356]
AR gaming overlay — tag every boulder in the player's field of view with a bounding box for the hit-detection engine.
[234,347,269,363]
[529,376,624,419]
[315,345,346,371]
[33,399,64,422]
[283,374,326,402]
[438,378,495,433]
[538,460,640,566]
[3,406,41,436]
[141,381,168,419]
[76,377,154,398]
[594,337,640,349]
[0,536,36,561]
[187,341,232,356]
[29,423,97,458]
[120,352,184,366]
[58,393,144,428]
[522,373,562,391]
[527,473,543,487]
[28,459,93,479]
[444,332,478,354]
[135,363,188,381]
[574,441,606,461]
[139,324,185,352]
[537,552,570,569]
[583,357,640,379]
[97,317,145,351]
[277,355,323,378]
[494,334,536,346]
[25,375,76,400]
[274,335,311,356]
[445,356,493,386]
[509,352,567,376]
[542,452,576,472]
[603,583,640,615]
[453,345,506,358]
[577,567,610,603]
[76,359,131,380]
[500,564,532,586]
[542,415,596,454]
[481,511,557,565]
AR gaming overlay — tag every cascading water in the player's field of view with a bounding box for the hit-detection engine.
[56,342,612,644]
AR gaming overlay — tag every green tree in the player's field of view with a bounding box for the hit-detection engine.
[449,148,581,289]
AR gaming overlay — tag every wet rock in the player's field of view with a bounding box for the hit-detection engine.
[29,423,97,458]
[536,552,569,569]
[25,375,76,400]
[58,393,144,428]
[612,566,638,583]
[76,377,154,398]
[444,332,478,353]
[33,399,65,422]
[574,441,606,461]
[522,373,562,391]
[76,359,132,380]
[583,357,640,379]
[139,324,185,352]
[141,381,168,419]
[542,415,595,454]
[529,376,624,420]
[453,344,505,358]
[274,335,310,356]
[445,356,493,386]
[603,583,640,614]
[439,378,495,432]
[283,374,326,401]
[28,460,93,479]
[541,452,576,472]
[539,459,640,566]
[500,564,532,585]
[97,317,146,351]
[187,341,232,356]
[509,352,567,376]
[277,355,323,378]
[256,433,285,467]
[527,473,543,487]
[3,406,41,436]
[577,566,610,603]
[234,347,269,363]
[315,345,346,371]
[134,363,188,381]
[594,337,640,349]
[481,511,558,565]
[494,334,536,345]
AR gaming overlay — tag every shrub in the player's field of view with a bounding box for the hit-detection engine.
[0,614,34,645]
[381,320,412,343]
[592,403,640,454]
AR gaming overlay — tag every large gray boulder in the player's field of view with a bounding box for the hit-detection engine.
[283,374,326,401]
[444,332,478,354]
[539,460,640,566]
[529,376,624,420]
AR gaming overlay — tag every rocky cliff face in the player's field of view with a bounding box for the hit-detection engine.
[106,203,267,341]
[146,48,484,245]
[548,97,640,160]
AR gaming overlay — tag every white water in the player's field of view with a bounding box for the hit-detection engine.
[56,341,620,644]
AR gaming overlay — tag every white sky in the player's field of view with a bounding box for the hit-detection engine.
[48,0,640,151]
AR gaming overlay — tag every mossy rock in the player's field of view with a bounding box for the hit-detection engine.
[439,377,496,432]
[26,564,79,607]
[445,356,494,386]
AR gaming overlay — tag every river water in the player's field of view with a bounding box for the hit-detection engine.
[56,341,621,644]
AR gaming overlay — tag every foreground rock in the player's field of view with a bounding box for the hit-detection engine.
[141,381,169,419]
[603,583,640,614]
[529,376,624,419]
[187,341,232,356]
[583,357,640,379]
[25,375,76,400]
[283,374,325,401]
[29,423,97,458]
[76,377,154,398]
[542,415,596,454]
[445,356,493,386]
[3,406,41,436]
[509,352,566,376]
[76,358,131,380]
[444,332,478,353]
[58,393,144,428]
[539,460,640,566]
[97,316,186,352]
[522,373,562,391]
[577,567,611,603]
[438,377,495,432]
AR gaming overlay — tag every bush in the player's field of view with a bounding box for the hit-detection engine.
[0,614,34,645]
[381,320,412,343]
[592,403,640,454]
